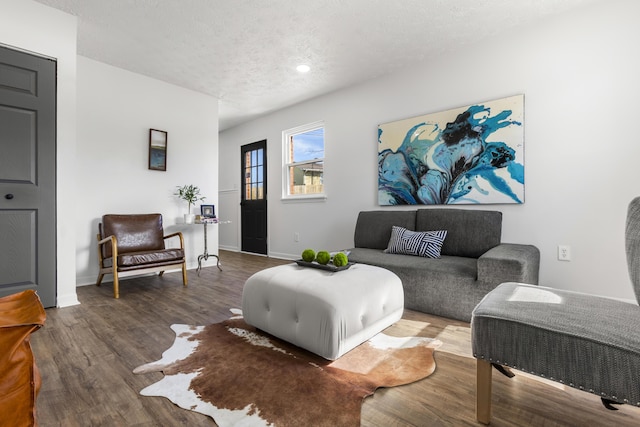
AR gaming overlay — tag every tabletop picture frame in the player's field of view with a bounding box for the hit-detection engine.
[148,129,168,171]
[201,204,216,218]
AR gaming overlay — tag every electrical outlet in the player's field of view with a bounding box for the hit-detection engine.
[558,245,571,261]
[294,232,299,242]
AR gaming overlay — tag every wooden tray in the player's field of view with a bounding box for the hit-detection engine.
[295,259,353,272]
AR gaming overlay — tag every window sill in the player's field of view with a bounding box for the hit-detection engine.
[281,194,327,203]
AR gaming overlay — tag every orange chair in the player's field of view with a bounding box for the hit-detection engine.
[0,290,46,427]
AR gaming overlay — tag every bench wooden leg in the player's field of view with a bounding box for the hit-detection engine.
[96,273,104,286]
[477,359,492,425]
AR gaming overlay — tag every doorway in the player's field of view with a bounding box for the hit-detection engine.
[240,140,267,255]
[0,45,57,307]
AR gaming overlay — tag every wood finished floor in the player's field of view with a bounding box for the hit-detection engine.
[31,250,640,426]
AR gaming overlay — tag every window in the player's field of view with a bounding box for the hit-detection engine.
[283,121,325,199]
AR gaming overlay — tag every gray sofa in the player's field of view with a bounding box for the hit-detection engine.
[347,208,540,322]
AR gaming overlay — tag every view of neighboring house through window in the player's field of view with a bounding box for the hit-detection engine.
[283,121,325,198]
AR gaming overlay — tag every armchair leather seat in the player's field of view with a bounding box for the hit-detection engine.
[104,248,185,269]
[96,214,188,298]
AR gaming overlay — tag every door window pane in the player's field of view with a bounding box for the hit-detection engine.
[244,148,265,201]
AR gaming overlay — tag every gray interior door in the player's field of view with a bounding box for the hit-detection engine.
[0,45,57,307]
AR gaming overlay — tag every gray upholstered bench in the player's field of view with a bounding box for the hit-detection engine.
[471,197,640,424]
[472,282,640,423]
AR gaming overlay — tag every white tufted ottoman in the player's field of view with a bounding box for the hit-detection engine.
[241,263,404,360]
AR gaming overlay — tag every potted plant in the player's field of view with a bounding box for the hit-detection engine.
[175,184,205,224]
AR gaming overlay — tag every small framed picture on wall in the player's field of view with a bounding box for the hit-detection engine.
[148,129,168,171]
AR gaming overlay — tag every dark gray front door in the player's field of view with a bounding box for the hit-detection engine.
[240,140,267,255]
[0,45,57,307]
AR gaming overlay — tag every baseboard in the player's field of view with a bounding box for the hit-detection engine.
[57,292,80,307]
[76,275,97,287]
[76,266,190,288]
[219,247,296,261]
[267,251,298,261]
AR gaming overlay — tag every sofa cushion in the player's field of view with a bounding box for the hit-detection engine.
[354,210,416,249]
[384,226,447,258]
[349,248,477,279]
[416,209,501,258]
[348,247,499,322]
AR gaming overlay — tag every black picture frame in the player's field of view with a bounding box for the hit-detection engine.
[201,204,216,218]
[148,129,167,171]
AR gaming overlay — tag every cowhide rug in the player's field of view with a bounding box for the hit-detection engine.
[134,309,442,426]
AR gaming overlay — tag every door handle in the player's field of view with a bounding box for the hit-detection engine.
[4,194,14,200]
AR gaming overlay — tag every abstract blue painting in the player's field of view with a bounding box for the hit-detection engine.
[378,94,524,205]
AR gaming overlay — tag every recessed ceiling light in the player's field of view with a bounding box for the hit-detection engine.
[296,64,311,73]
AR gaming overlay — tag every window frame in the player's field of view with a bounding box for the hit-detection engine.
[281,120,326,202]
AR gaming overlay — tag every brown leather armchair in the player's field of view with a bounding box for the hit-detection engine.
[96,214,188,298]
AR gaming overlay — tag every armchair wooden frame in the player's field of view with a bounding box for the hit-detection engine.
[96,230,188,299]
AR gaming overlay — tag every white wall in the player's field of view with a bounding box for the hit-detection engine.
[218,189,240,251]
[0,1,220,299]
[0,0,78,307]
[220,0,640,302]
[75,57,219,285]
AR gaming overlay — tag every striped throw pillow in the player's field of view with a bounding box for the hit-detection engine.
[384,226,447,258]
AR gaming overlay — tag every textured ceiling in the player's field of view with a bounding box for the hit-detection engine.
[33,0,602,130]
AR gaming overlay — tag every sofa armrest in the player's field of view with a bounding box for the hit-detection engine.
[477,243,540,285]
